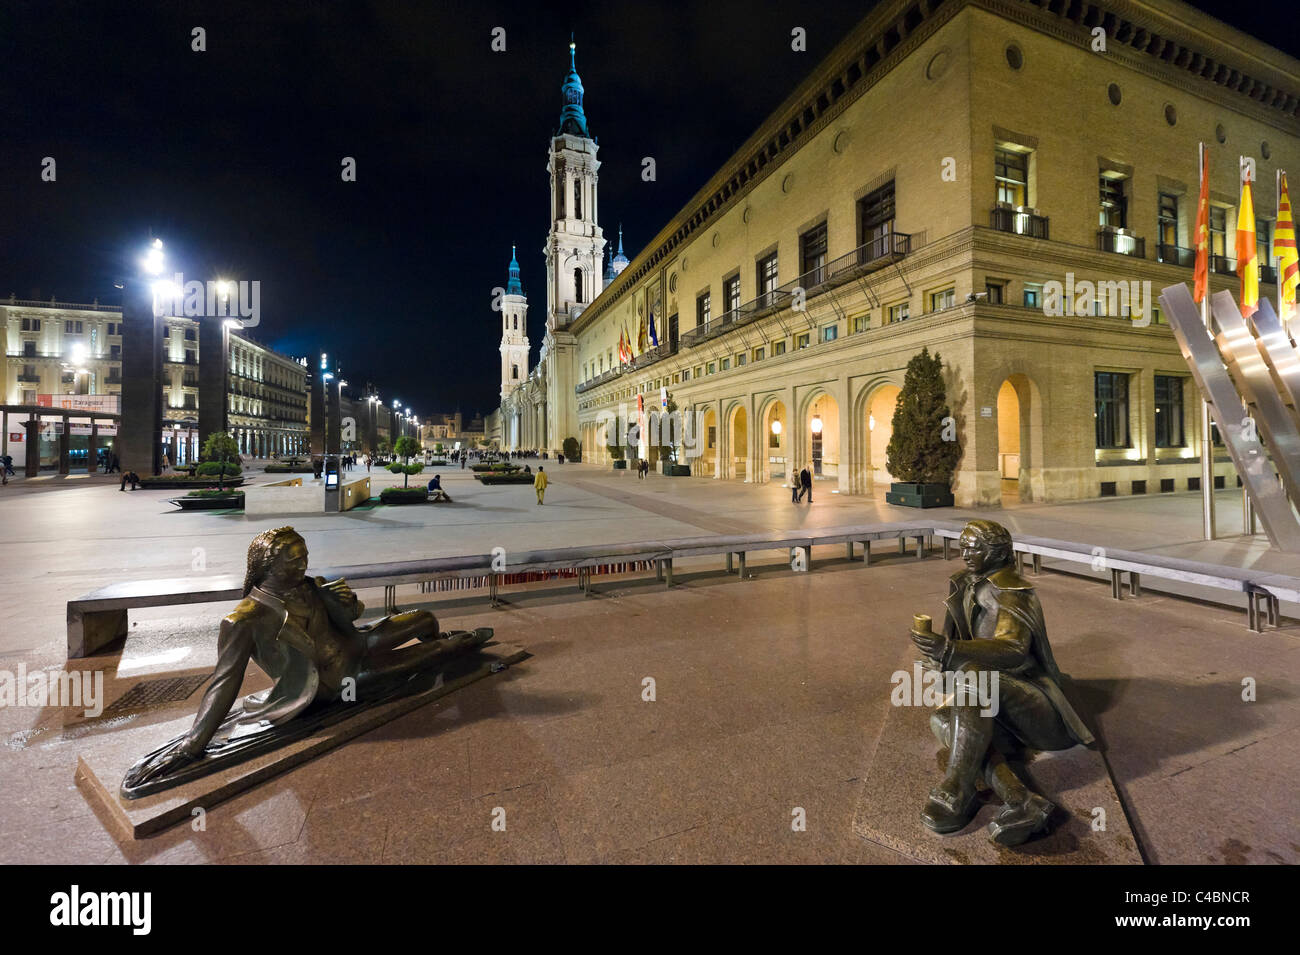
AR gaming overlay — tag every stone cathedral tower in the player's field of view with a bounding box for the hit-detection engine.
[499,247,529,401]
[541,40,604,452]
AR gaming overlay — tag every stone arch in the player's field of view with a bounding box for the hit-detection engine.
[756,395,789,484]
[852,379,902,495]
[986,369,1045,503]
[797,387,841,481]
[723,400,749,481]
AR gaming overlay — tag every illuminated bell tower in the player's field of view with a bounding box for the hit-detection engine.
[500,247,529,401]
[542,39,603,452]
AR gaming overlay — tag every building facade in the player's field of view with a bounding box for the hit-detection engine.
[3,297,311,466]
[497,0,1300,506]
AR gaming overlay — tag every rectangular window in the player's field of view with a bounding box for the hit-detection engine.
[1099,174,1128,230]
[753,346,765,362]
[1095,371,1131,449]
[23,341,36,357]
[22,364,36,378]
[772,340,786,356]
[110,344,121,359]
[821,325,838,343]
[681,369,690,381]
[756,253,779,305]
[800,223,828,285]
[929,288,955,311]
[720,358,731,371]
[1023,284,1041,308]
[707,362,716,375]
[796,333,810,349]
[1158,192,1179,247]
[858,180,896,260]
[723,275,741,313]
[697,292,711,327]
[694,365,703,379]
[65,321,74,333]
[995,148,1029,207]
[852,313,870,333]
[1209,206,1228,257]
[1154,375,1185,448]
[985,283,1004,305]
[888,302,910,323]
[736,353,747,366]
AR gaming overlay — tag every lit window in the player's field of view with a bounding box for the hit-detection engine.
[821,325,838,343]
[929,288,955,311]
[888,302,910,323]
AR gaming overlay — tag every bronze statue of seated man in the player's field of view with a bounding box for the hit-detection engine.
[909,519,1093,846]
[124,526,491,793]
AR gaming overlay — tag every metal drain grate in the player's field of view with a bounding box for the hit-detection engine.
[102,675,210,716]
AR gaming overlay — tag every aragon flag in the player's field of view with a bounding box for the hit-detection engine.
[1236,166,1259,318]
[1277,172,1298,323]
[1193,144,1210,304]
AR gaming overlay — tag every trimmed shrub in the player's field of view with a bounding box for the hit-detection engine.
[562,436,581,462]
[185,489,245,498]
[196,461,242,477]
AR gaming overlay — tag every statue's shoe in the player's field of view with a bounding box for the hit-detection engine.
[987,792,1055,847]
[920,786,979,834]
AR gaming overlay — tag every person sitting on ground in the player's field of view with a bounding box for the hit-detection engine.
[426,473,452,503]
[120,470,141,491]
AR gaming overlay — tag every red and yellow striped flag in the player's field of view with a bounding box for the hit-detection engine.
[1236,169,1259,318]
[1193,144,1210,304]
[1277,172,1298,322]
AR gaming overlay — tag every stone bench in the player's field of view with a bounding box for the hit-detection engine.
[933,527,1295,632]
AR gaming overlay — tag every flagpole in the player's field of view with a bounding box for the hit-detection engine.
[1199,142,1216,541]
[1239,157,1256,536]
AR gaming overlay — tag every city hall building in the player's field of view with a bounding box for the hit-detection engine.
[494,0,1299,506]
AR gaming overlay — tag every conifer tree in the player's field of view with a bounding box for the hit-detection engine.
[885,347,961,484]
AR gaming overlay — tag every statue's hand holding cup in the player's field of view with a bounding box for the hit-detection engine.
[910,613,947,670]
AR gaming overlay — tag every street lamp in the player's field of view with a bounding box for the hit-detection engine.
[810,415,824,435]
[770,419,782,436]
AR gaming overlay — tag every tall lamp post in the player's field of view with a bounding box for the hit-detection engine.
[119,238,167,476]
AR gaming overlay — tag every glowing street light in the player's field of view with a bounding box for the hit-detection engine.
[770,419,782,436]
[141,238,165,275]
[810,415,824,435]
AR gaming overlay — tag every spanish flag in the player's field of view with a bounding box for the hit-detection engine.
[1193,144,1210,304]
[637,311,648,353]
[1277,172,1298,323]
[1236,166,1259,318]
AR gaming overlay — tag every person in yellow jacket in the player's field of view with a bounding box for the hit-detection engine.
[534,466,548,505]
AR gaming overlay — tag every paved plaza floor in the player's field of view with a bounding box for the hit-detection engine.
[0,462,1296,863]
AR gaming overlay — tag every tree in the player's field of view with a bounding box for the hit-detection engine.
[376,439,391,458]
[391,435,423,487]
[885,347,962,485]
[562,436,581,462]
[202,432,241,492]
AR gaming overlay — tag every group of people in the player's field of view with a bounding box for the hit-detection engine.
[791,467,814,503]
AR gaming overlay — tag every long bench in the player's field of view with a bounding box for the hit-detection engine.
[931,525,1297,632]
[66,520,1297,658]
[65,523,938,658]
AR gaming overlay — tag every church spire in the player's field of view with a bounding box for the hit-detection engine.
[610,223,629,276]
[558,38,590,138]
[506,245,523,295]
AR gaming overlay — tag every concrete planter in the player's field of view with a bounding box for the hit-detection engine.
[885,482,954,508]
[612,460,628,470]
[140,477,246,490]
[167,494,245,510]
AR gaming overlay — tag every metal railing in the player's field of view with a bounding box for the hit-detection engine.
[1157,243,1194,267]
[1097,230,1146,258]
[990,207,1049,239]
[2,297,121,312]
[679,232,913,349]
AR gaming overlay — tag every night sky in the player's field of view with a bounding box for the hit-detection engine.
[2,0,1295,418]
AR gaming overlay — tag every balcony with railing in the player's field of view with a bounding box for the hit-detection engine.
[679,232,914,349]
[1097,229,1145,258]
[1156,243,1194,267]
[575,365,625,395]
[990,206,1049,239]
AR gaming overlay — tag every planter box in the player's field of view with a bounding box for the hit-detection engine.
[669,464,691,477]
[612,460,628,470]
[140,477,246,490]
[475,473,536,485]
[264,464,316,474]
[379,489,428,505]
[885,482,954,508]
[168,495,245,511]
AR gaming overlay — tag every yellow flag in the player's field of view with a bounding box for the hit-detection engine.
[1277,172,1298,322]
[1236,173,1258,318]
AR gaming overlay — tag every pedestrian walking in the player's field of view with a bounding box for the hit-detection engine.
[534,465,548,505]
[791,475,800,503]
[800,466,813,503]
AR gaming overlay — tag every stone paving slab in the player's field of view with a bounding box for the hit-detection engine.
[851,649,1142,865]
[76,642,526,840]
